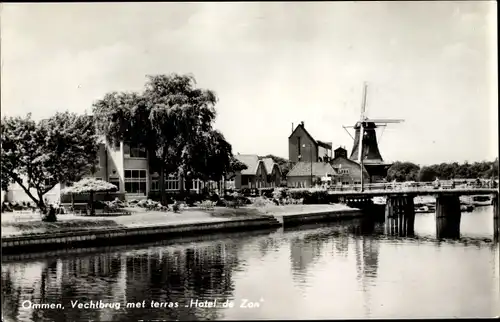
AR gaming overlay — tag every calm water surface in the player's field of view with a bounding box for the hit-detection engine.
[2,206,499,321]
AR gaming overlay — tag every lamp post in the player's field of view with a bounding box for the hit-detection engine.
[303,144,313,188]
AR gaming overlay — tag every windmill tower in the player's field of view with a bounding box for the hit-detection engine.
[342,83,404,183]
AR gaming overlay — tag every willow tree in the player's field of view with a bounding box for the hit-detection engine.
[92,73,218,204]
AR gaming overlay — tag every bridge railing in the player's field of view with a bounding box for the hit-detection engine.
[327,180,497,193]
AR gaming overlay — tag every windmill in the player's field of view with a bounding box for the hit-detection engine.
[342,82,404,185]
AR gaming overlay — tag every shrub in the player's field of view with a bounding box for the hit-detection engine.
[92,200,108,210]
[259,188,274,198]
[253,197,274,207]
[147,191,162,201]
[288,188,311,200]
[240,188,251,196]
[199,200,216,210]
[273,187,289,200]
[287,188,333,204]
[209,193,220,203]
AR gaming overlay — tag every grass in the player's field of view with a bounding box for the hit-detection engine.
[3,219,123,230]
[207,207,267,218]
[2,204,354,238]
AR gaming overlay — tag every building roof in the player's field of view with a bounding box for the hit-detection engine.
[288,123,317,144]
[261,158,278,174]
[317,140,333,150]
[288,162,337,177]
[331,156,370,174]
[289,123,332,151]
[234,154,262,175]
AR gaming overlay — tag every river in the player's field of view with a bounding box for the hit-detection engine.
[2,206,499,321]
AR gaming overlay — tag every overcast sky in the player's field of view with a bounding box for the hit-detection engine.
[1,2,497,165]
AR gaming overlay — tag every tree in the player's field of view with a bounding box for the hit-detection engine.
[183,129,247,193]
[418,166,439,182]
[92,73,241,203]
[386,162,420,182]
[1,112,99,212]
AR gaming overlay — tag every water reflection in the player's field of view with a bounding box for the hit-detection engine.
[2,207,499,321]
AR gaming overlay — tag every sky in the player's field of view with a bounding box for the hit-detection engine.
[1,1,497,165]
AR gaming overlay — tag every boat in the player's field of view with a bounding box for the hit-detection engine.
[372,196,386,205]
[469,195,493,206]
[415,204,436,213]
[460,204,475,212]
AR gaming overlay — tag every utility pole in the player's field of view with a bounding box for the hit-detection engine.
[310,145,313,187]
[359,82,368,192]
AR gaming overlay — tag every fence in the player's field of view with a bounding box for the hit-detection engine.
[327,180,497,193]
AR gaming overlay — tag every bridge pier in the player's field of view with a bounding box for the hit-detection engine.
[493,194,499,240]
[384,195,415,237]
[435,195,461,239]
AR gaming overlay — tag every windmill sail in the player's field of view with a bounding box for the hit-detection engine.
[342,83,404,183]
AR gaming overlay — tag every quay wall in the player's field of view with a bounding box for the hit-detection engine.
[2,216,281,254]
[2,208,366,254]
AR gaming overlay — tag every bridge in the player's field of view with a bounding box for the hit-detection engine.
[295,182,499,240]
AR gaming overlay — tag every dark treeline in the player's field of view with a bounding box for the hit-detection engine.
[386,159,499,182]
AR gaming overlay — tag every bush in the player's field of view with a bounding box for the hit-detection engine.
[287,188,332,204]
[240,188,252,196]
[288,188,311,200]
[209,193,220,203]
[259,188,274,198]
[198,200,216,210]
[273,187,288,200]
[253,196,274,207]
[185,194,205,207]
[92,200,108,210]
[147,191,162,201]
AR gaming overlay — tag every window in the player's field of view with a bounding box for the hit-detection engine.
[124,170,147,195]
[124,142,147,158]
[339,169,350,175]
[151,179,159,191]
[130,146,146,158]
[297,137,301,158]
[165,175,179,190]
[44,178,57,187]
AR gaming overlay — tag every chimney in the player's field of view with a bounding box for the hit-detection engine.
[301,121,304,127]
[291,122,294,134]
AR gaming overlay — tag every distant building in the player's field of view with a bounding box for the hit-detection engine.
[288,121,333,164]
[261,157,283,187]
[330,146,370,185]
[228,154,281,189]
[287,162,337,188]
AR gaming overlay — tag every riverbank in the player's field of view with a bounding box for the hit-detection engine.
[1,204,361,253]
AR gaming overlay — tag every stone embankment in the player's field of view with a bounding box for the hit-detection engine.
[1,204,362,254]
